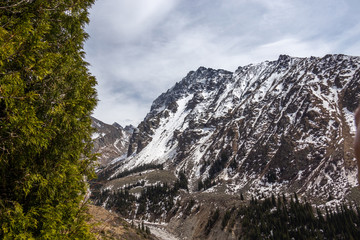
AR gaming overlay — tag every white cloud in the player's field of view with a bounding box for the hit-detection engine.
[85,0,360,126]
[251,38,333,61]
[93,92,150,126]
[87,0,178,43]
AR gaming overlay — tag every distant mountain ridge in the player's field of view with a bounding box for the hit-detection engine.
[96,54,360,203]
[91,117,134,167]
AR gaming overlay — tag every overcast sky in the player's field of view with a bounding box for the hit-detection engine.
[85,0,360,126]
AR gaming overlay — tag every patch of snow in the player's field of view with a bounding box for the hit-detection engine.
[343,107,356,135]
[103,185,114,191]
[113,94,194,176]
[297,170,304,181]
[110,154,127,165]
[93,121,103,128]
[113,138,122,152]
[92,132,100,139]
[347,169,358,187]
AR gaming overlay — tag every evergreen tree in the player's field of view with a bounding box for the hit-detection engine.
[198,179,204,191]
[221,210,232,230]
[175,171,188,191]
[205,208,220,235]
[0,1,97,239]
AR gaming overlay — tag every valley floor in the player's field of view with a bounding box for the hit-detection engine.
[136,221,179,240]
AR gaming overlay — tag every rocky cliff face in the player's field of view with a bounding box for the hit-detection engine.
[91,117,134,167]
[99,54,360,203]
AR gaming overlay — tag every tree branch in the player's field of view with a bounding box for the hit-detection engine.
[0,0,29,9]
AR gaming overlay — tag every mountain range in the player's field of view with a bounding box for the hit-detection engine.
[93,54,359,203]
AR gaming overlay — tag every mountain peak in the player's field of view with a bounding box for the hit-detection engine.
[277,54,291,61]
[112,122,123,129]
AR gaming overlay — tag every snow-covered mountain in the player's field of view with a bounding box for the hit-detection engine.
[91,117,134,167]
[97,54,360,202]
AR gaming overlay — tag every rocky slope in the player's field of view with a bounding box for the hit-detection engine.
[88,205,158,240]
[98,54,360,203]
[91,117,134,167]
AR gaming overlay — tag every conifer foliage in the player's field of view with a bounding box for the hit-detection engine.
[221,194,360,239]
[0,0,97,239]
